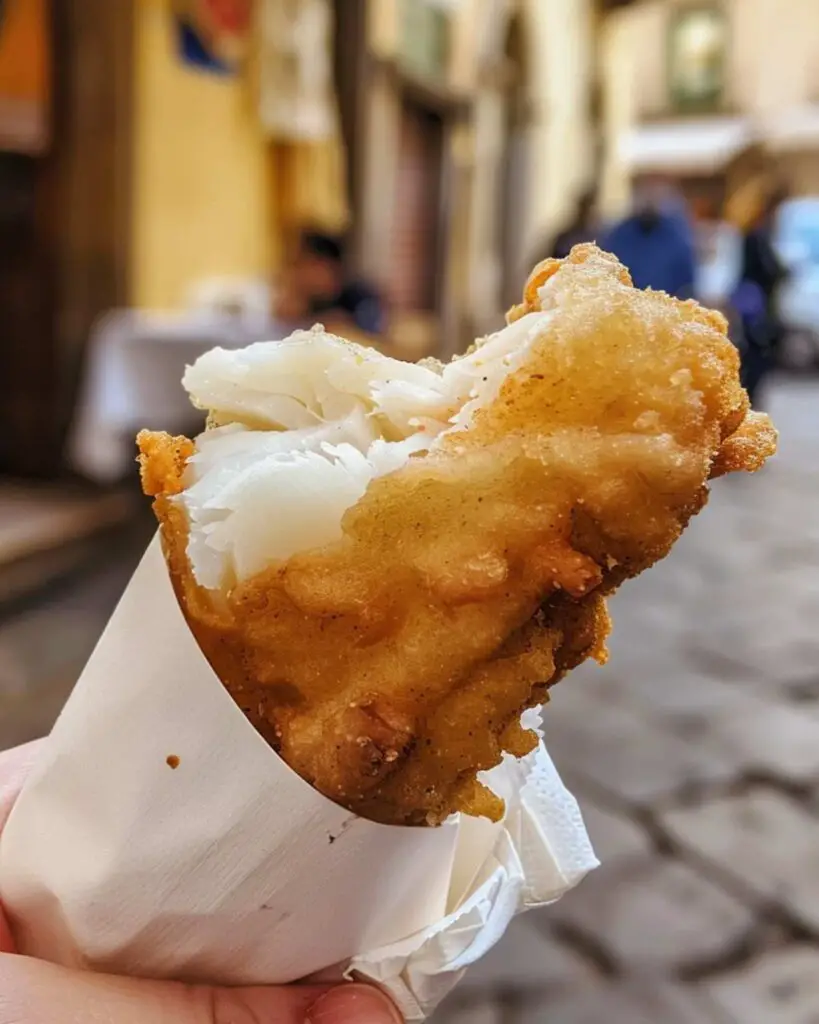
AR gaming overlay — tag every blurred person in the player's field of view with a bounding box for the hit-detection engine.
[691,195,744,378]
[727,178,789,407]
[600,175,697,299]
[741,184,789,342]
[275,231,386,340]
[0,741,402,1024]
[548,188,599,261]
[692,194,742,309]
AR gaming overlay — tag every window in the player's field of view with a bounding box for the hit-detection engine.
[398,0,451,83]
[668,4,727,113]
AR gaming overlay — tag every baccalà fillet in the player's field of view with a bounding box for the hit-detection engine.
[138,245,777,826]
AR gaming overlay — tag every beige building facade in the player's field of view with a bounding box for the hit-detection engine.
[600,0,819,213]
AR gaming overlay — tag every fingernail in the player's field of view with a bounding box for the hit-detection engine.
[307,983,402,1023]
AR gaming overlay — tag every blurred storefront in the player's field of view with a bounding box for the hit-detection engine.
[599,0,819,214]
[23,0,819,485]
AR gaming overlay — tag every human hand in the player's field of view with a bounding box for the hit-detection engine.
[0,741,401,1024]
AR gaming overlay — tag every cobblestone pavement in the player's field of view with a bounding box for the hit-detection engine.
[435,380,819,1022]
[0,515,153,749]
[0,378,817,1022]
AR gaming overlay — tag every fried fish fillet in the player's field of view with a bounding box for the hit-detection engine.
[138,244,777,826]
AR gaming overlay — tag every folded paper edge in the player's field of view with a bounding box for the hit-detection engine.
[344,741,598,1020]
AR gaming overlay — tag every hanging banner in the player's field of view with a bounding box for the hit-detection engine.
[257,0,350,240]
[257,0,335,141]
[0,0,50,155]
[173,0,252,75]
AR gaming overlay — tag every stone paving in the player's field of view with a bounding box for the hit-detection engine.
[0,515,153,749]
[434,378,819,1023]
[0,378,818,1022]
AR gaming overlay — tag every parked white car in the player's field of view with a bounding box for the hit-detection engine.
[773,197,819,367]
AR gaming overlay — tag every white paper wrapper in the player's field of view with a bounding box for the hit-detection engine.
[0,538,597,1020]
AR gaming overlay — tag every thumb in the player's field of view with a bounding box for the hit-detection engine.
[0,955,402,1024]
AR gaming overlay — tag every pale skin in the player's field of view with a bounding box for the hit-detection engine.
[0,742,402,1024]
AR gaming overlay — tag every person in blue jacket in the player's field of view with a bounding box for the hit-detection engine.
[601,176,697,299]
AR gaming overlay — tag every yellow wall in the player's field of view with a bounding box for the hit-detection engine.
[131,1,273,309]
[367,0,399,58]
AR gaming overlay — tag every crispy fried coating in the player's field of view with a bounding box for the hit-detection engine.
[138,245,777,826]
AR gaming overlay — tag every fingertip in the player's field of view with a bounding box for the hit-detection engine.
[307,983,403,1024]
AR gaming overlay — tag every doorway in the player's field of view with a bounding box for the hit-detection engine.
[0,0,132,479]
[388,98,444,317]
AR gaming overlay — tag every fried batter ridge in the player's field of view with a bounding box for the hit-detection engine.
[138,244,776,826]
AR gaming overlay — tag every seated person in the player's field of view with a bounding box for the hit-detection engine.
[275,231,386,340]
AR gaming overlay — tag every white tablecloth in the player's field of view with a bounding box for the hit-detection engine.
[69,310,284,484]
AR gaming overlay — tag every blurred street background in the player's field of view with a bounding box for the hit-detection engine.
[1,0,819,1020]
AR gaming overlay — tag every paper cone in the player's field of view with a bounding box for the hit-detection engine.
[0,537,597,1020]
